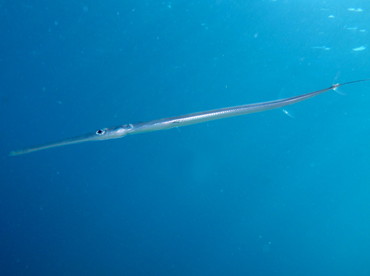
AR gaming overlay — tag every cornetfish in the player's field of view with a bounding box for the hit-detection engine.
[9,79,368,156]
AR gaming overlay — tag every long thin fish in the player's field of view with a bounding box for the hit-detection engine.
[9,79,368,156]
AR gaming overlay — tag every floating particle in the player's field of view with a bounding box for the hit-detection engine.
[345,26,358,31]
[312,46,331,51]
[348,8,363,12]
[352,46,366,51]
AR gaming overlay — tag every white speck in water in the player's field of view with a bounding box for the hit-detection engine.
[282,109,295,119]
[352,46,366,51]
[348,8,363,12]
[312,46,331,51]
[344,26,358,31]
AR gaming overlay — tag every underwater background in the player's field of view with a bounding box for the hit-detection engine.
[2,1,370,275]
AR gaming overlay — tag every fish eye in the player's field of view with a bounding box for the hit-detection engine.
[96,129,106,135]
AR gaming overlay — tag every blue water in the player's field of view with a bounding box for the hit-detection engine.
[2,1,370,275]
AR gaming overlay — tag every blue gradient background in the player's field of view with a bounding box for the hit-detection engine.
[2,1,370,275]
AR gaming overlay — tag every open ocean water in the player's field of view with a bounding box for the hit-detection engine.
[2,1,370,275]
